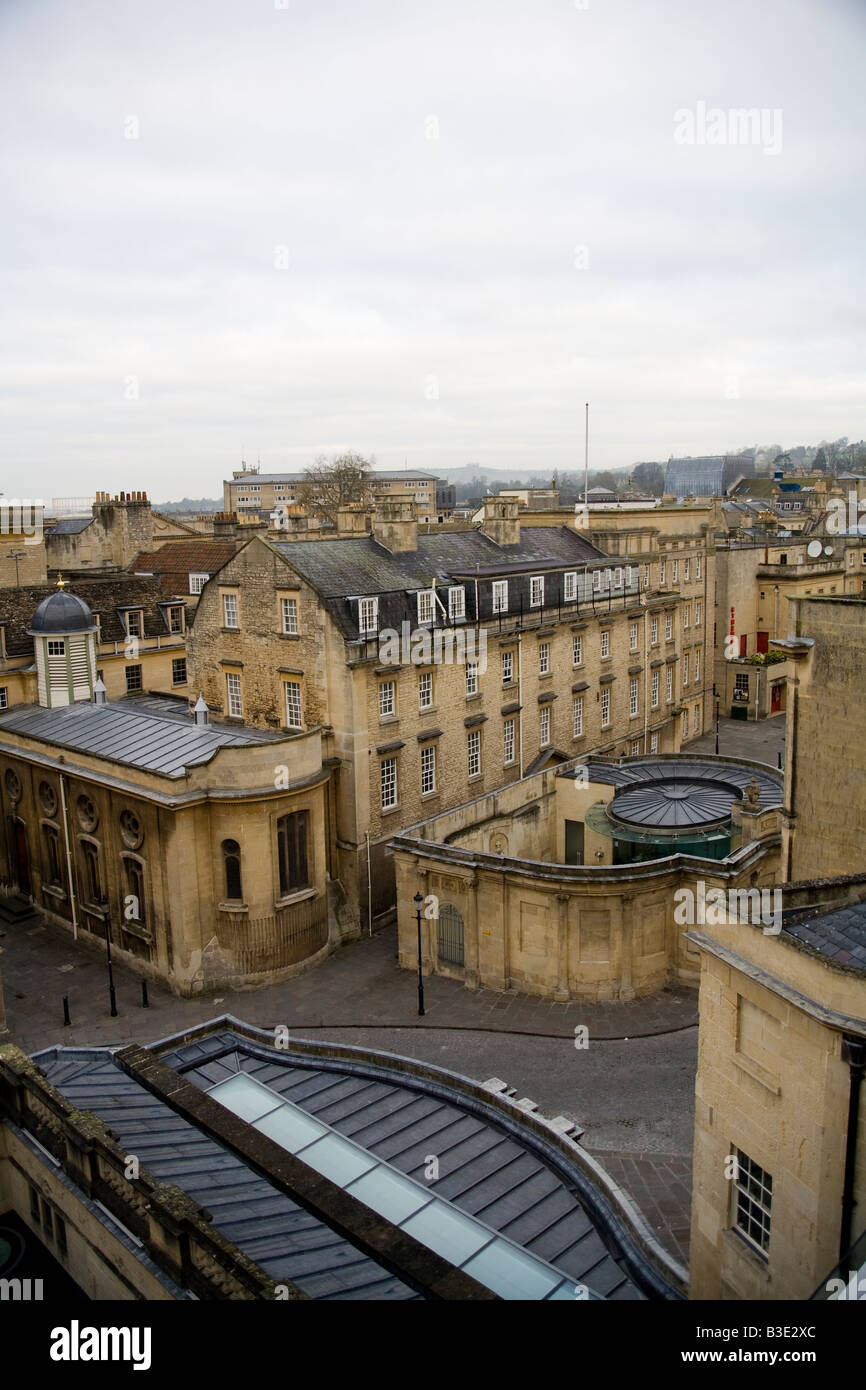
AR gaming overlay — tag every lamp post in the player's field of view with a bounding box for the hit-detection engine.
[413,892,425,1017]
[100,897,118,1017]
[714,697,720,756]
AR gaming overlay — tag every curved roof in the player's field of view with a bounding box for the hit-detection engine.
[28,589,96,635]
[572,757,783,834]
[33,1023,678,1300]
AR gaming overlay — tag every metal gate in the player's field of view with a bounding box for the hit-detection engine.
[437,903,465,966]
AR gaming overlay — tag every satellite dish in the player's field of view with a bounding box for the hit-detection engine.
[806,540,823,558]
[823,545,833,556]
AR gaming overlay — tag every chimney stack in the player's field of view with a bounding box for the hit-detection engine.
[481,496,521,546]
[372,494,418,552]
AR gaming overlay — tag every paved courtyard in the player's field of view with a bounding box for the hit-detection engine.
[0,716,787,1272]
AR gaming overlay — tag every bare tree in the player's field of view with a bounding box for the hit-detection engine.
[297,452,375,525]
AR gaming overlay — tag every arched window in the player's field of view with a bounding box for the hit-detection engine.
[276,812,309,897]
[81,840,101,904]
[123,857,146,926]
[223,839,243,901]
[42,825,62,887]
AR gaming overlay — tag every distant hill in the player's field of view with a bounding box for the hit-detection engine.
[153,497,223,513]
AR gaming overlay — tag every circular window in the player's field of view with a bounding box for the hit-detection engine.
[77,795,98,832]
[4,770,21,803]
[119,808,143,848]
[38,781,58,817]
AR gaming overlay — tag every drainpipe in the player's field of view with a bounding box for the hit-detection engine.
[517,631,524,777]
[365,830,372,937]
[642,598,649,753]
[840,1035,866,1261]
[58,770,79,942]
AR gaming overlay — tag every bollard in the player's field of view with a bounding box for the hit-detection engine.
[63,995,71,1027]
[141,979,149,1009]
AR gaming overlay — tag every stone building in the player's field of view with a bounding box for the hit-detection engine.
[775,595,866,883]
[0,576,192,709]
[391,752,783,1001]
[0,588,339,995]
[688,595,866,1299]
[44,492,199,575]
[187,496,712,927]
[688,878,866,1300]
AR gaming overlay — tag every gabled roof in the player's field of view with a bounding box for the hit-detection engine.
[128,540,240,587]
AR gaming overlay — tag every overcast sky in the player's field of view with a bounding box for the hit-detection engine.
[2,0,865,501]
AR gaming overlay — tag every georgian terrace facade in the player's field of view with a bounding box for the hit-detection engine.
[188,497,713,927]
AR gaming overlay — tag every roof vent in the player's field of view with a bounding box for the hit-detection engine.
[193,694,209,727]
[93,677,107,706]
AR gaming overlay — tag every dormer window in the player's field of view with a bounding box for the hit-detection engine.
[189,572,209,595]
[126,610,143,639]
[448,586,465,621]
[563,572,577,602]
[358,597,379,635]
[529,576,544,608]
[167,605,183,634]
[417,590,434,625]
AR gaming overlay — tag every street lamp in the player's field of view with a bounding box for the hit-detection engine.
[714,697,720,756]
[413,892,425,1017]
[100,897,118,1017]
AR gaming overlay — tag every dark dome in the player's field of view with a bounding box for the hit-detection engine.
[29,590,96,635]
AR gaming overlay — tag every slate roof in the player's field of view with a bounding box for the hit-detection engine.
[228,470,438,486]
[46,516,92,534]
[34,1030,649,1300]
[276,527,601,594]
[784,901,866,972]
[0,695,281,778]
[270,526,608,640]
[0,577,190,658]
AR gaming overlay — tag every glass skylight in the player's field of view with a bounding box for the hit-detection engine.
[207,1071,601,1302]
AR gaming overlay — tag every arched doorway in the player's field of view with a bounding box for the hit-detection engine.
[437,903,464,966]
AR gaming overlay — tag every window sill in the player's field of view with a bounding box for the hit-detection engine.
[538,671,552,680]
[275,887,317,909]
[733,1052,781,1096]
[420,790,441,802]
[379,715,399,726]
[220,627,241,634]
[121,919,153,943]
[379,803,402,817]
[218,901,249,914]
[419,704,437,715]
[42,884,67,901]
[279,632,301,640]
[465,692,481,702]
[468,773,484,784]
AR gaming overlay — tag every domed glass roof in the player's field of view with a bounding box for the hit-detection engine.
[29,589,96,635]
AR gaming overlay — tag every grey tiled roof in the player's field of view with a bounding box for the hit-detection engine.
[35,1031,644,1300]
[272,527,606,600]
[0,696,281,779]
[784,901,866,971]
[47,516,93,534]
